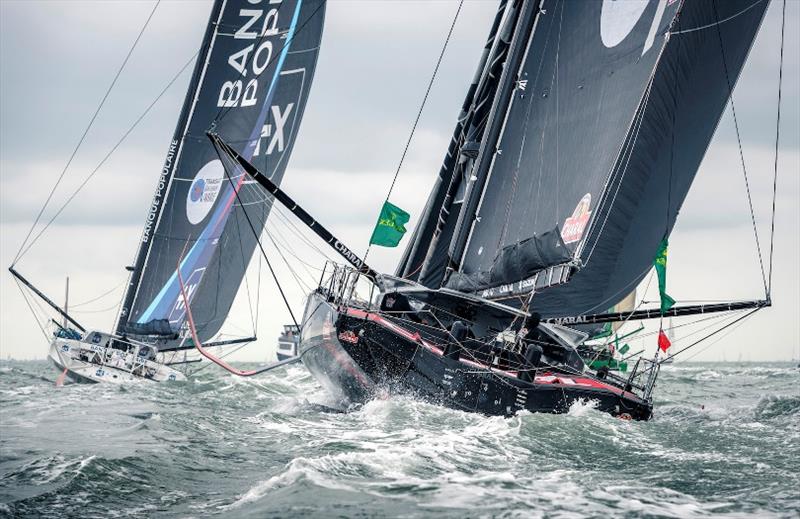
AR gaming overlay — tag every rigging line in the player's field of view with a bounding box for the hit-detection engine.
[273,206,335,261]
[187,341,252,376]
[215,147,300,329]
[711,0,767,297]
[11,0,161,267]
[767,0,786,296]
[267,212,327,269]
[13,278,49,341]
[670,0,765,35]
[654,307,761,365]
[364,0,464,262]
[266,220,323,277]
[231,205,258,334]
[633,310,737,344]
[15,50,200,263]
[585,271,655,368]
[68,281,125,308]
[263,227,312,292]
[676,313,752,363]
[243,195,316,288]
[71,302,123,315]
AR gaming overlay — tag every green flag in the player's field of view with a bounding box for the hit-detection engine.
[653,237,676,314]
[369,201,410,247]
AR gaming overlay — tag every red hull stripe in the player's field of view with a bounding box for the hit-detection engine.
[343,307,636,399]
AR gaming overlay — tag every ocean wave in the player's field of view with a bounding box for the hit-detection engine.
[2,360,799,517]
[754,394,800,420]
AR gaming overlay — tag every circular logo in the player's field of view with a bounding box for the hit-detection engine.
[600,0,649,48]
[190,178,206,203]
[186,160,225,225]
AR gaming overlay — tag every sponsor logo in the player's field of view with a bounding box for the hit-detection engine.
[254,103,295,157]
[599,0,649,48]
[338,330,359,344]
[190,179,206,203]
[95,369,105,377]
[561,194,592,244]
[551,315,588,325]
[61,344,69,352]
[169,267,206,324]
[186,160,225,225]
[600,0,671,56]
[168,374,176,381]
[142,140,178,244]
[217,2,286,109]
[334,240,363,269]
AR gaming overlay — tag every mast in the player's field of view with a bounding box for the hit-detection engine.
[114,0,225,336]
[398,0,511,280]
[63,276,69,328]
[444,0,541,279]
[415,0,541,285]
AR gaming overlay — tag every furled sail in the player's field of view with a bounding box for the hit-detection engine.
[116,0,326,348]
[410,0,768,319]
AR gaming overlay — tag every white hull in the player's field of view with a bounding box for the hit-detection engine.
[48,337,185,384]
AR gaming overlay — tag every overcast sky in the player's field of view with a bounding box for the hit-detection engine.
[1,0,798,363]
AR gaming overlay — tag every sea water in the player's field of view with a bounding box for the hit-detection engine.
[1,360,797,518]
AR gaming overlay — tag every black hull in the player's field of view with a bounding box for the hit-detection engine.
[299,293,652,420]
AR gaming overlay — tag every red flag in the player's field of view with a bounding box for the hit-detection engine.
[658,330,671,353]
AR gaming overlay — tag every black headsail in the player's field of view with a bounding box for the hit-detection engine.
[413,0,768,318]
[116,0,326,348]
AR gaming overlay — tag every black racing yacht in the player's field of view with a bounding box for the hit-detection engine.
[205,0,774,420]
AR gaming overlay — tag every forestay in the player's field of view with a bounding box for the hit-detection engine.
[116,0,326,349]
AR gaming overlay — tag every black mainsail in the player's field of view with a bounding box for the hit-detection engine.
[402,0,769,319]
[116,0,326,348]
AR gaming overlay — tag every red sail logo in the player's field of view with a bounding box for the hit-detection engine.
[561,194,592,244]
